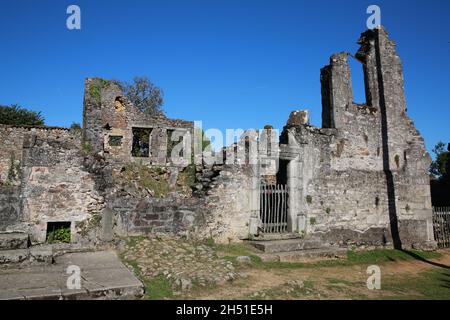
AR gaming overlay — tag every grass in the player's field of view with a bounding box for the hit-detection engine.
[145,276,174,300]
[211,242,263,265]
[118,236,448,300]
[212,241,442,271]
[120,253,174,300]
[381,269,450,300]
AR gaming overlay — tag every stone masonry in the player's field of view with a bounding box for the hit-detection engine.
[0,26,436,250]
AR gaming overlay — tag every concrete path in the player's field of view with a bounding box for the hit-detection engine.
[0,251,144,300]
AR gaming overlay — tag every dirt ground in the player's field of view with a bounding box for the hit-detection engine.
[183,249,450,300]
[120,236,450,300]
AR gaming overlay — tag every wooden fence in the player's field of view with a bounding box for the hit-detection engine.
[260,184,288,234]
[433,207,450,248]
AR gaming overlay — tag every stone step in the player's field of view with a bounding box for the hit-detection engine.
[257,247,348,262]
[250,238,326,253]
[0,246,53,268]
[0,232,29,250]
[251,233,301,241]
[0,251,143,300]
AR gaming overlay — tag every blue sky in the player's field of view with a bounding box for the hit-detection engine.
[0,0,449,153]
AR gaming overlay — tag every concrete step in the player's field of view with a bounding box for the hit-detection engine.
[0,232,29,250]
[250,238,326,253]
[0,246,53,268]
[0,251,144,300]
[257,247,348,263]
[252,233,301,241]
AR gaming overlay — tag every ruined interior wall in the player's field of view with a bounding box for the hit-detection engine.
[0,186,20,231]
[105,189,202,237]
[0,125,74,184]
[83,78,194,167]
[197,165,254,243]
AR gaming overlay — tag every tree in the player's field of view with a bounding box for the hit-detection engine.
[430,141,449,181]
[118,77,164,116]
[70,122,82,131]
[0,104,45,126]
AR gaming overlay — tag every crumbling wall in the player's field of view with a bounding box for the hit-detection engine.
[19,131,105,243]
[83,78,193,167]
[0,125,75,185]
[197,164,254,243]
[0,186,20,231]
[287,27,434,248]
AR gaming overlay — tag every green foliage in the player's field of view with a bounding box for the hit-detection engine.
[201,129,211,151]
[306,195,312,204]
[119,77,164,116]
[178,163,197,188]
[325,207,331,214]
[46,225,71,243]
[89,78,109,105]
[0,104,45,126]
[70,122,82,131]
[122,163,170,197]
[82,143,93,154]
[394,154,400,168]
[430,141,449,181]
[309,217,316,225]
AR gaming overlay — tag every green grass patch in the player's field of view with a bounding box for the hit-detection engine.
[381,269,450,300]
[145,276,174,300]
[124,235,148,248]
[346,249,440,264]
[120,254,174,300]
[210,242,263,266]
[208,242,442,271]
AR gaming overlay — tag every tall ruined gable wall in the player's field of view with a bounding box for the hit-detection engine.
[294,27,433,248]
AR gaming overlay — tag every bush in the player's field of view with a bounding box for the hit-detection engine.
[0,104,45,126]
[46,225,71,243]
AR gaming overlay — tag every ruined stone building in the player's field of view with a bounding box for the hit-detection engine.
[0,26,436,251]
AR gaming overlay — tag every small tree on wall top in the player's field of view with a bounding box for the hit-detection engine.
[117,77,165,117]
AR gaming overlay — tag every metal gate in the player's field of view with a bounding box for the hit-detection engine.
[433,207,450,248]
[260,184,289,233]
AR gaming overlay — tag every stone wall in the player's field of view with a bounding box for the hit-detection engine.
[0,125,75,185]
[0,186,20,231]
[19,131,105,243]
[83,78,193,167]
[281,27,434,249]
[196,164,255,243]
[0,26,435,249]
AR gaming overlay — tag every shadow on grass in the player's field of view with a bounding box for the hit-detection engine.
[401,250,450,270]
